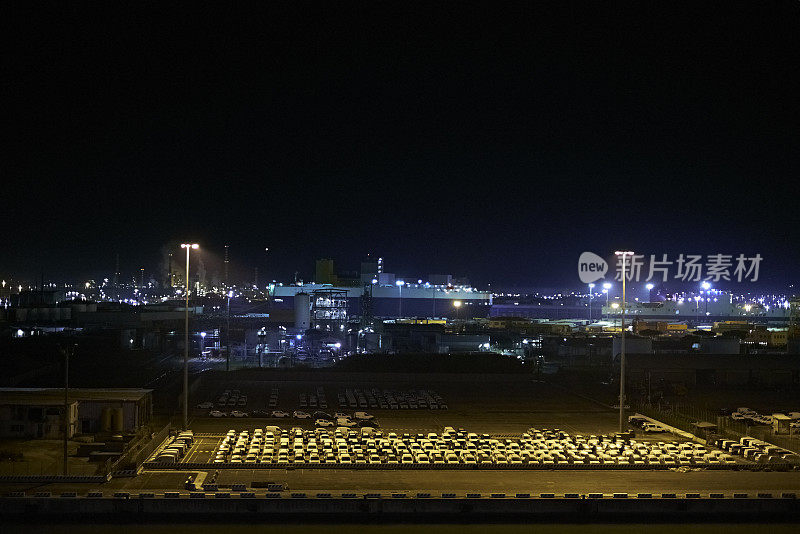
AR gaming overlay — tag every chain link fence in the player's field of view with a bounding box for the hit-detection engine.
[635,401,800,453]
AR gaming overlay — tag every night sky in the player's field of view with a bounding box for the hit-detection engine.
[4,2,800,289]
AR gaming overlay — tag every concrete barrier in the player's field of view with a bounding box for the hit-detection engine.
[3,494,797,520]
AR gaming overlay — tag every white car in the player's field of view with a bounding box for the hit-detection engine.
[315,419,334,427]
[196,401,214,409]
[294,410,311,419]
[271,410,291,418]
[230,411,249,418]
[353,411,374,420]
[336,418,357,428]
[334,412,350,419]
[209,410,226,418]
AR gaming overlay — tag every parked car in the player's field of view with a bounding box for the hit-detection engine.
[294,410,311,419]
[230,411,249,418]
[209,410,227,417]
[196,401,214,409]
[336,418,357,428]
[315,419,335,427]
[271,410,291,418]
[353,411,374,420]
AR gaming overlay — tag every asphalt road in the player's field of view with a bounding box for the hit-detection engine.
[6,468,798,497]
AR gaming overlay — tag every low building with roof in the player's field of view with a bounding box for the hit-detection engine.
[0,388,152,439]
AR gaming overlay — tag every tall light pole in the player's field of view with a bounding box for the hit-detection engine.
[226,290,233,372]
[396,279,404,318]
[702,281,711,317]
[180,243,199,430]
[603,282,612,319]
[614,250,634,433]
[59,343,76,476]
[588,283,595,323]
[453,299,462,321]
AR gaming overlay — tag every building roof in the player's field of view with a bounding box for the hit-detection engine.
[0,388,152,405]
[626,354,800,371]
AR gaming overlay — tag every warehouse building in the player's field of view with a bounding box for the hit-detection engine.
[0,388,153,439]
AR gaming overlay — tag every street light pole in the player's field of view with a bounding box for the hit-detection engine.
[396,280,404,318]
[615,250,634,433]
[588,283,595,323]
[181,243,199,430]
[226,291,232,372]
[60,343,75,476]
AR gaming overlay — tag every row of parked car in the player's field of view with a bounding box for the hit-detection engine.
[730,407,800,428]
[196,389,248,411]
[627,415,668,433]
[338,387,447,410]
[714,436,799,464]
[205,426,737,467]
[300,386,328,409]
[152,431,194,464]
[206,408,378,427]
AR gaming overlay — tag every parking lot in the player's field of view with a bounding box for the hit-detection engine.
[187,374,631,436]
[158,426,745,468]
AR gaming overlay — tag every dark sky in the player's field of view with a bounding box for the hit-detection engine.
[4,2,800,289]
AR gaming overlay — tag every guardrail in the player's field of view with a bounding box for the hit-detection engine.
[141,460,791,471]
[0,475,109,484]
[3,491,797,500]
